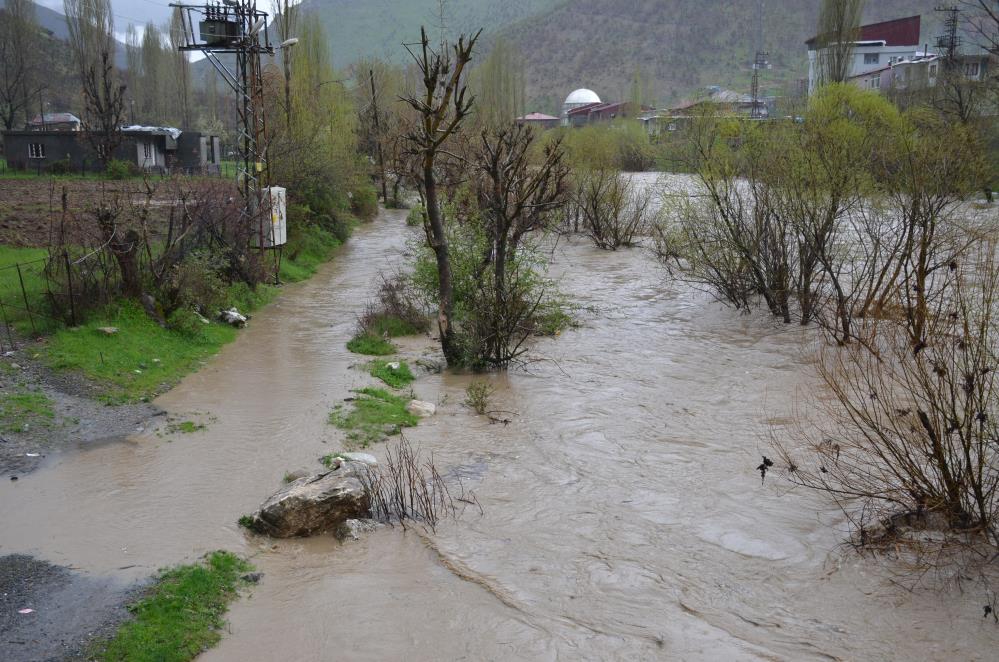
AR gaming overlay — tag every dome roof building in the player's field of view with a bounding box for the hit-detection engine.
[564,88,602,106]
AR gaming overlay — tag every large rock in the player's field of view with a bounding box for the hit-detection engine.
[246,461,372,538]
[407,400,437,417]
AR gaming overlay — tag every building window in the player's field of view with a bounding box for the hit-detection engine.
[869,77,881,89]
[964,62,981,78]
[929,64,938,77]
[864,53,880,65]
[28,143,45,159]
[142,142,152,160]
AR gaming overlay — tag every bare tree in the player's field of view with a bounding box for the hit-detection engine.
[815,0,865,85]
[0,0,40,130]
[402,26,479,366]
[64,0,126,165]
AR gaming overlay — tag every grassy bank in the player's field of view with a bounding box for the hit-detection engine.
[0,221,349,403]
[91,551,252,662]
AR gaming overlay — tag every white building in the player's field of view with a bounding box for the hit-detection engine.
[562,88,601,125]
[807,16,922,95]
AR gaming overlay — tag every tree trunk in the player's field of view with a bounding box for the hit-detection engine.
[423,162,457,364]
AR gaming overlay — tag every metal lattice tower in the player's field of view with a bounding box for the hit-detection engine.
[751,52,769,119]
[170,1,274,247]
[935,5,962,64]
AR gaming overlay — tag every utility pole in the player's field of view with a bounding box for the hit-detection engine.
[936,5,961,67]
[369,69,388,204]
[750,1,768,119]
[169,1,279,254]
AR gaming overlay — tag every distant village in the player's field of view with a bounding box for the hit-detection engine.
[1,14,993,174]
[516,15,991,136]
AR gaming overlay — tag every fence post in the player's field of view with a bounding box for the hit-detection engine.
[0,297,14,350]
[15,263,37,335]
[63,250,78,327]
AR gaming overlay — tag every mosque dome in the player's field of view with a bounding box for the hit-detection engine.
[564,88,601,106]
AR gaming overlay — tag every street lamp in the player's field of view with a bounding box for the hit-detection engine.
[280,37,298,128]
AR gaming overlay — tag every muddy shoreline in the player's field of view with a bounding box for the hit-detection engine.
[1,346,160,478]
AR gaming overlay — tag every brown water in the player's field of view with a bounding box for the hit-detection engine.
[2,195,997,661]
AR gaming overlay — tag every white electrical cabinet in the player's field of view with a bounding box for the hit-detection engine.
[261,186,286,247]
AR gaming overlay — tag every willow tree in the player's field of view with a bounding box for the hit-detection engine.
[471,37,524,128]
[64,0,126,164]
[0,0,40,130]
[169,8,192,127]
[268,21,357,192]
[815,0,865,85]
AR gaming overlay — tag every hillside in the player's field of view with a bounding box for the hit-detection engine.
[498,0,947,111]
[298,0,562,66]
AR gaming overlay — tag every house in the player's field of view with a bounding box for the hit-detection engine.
[515,112,560,130]
[2,124,222,173]
[26,113,81,132]
[668,88,768,118]
[560,89,654,127]
[807,16,922,95]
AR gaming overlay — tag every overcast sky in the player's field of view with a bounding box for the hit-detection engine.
[38,0,175,32]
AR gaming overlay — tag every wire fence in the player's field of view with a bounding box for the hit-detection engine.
[0,248,118,353]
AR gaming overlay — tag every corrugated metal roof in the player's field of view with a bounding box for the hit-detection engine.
[807,15,921,47]
[28,113,80,125]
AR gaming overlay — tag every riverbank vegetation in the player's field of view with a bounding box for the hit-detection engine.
[0,9,375,402]
[330,387,419,448]
[90,551,252,662]
[655,78,999,556]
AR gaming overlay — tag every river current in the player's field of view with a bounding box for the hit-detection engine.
[2,177,997,660]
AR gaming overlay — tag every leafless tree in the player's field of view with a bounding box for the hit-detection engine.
[64,0,126,165]
[573,169,655,251]
[402,26,479,366]
[0,0,40,131]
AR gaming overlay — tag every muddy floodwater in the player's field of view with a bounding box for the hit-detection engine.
[2,177,998,660]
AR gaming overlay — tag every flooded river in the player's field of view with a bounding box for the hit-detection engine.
[2,184,997,660]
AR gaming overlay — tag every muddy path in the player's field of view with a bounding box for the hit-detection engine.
[2,202,998,661]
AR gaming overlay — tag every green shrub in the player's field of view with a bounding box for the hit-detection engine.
[105,159,134,180]
[406,206,425,227]
[351,185,379,220]
[48,158,73,175]
[166,307,207,338]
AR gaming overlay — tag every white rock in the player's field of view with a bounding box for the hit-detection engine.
[218,308,248,328]
[386,362,400,370]
[339,452,378,467]
[407,400,436,417]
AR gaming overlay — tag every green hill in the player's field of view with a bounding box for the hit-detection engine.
[295,0,951,112]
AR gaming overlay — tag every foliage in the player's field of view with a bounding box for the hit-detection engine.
[463,379,494,415]
[329,386,418,447]
[92,551,251,662]
[346,332,396,356]
[368,359,415,389]
[104,159,133,180]
[351,185,379,220]
[774,241,999,549]
[406,206,425,227]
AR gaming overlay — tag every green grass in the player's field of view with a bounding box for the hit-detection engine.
[92,551,252,662]
[329,386,418,447]
[346,332,396,356]
[0,245,54,335]
[0,388,55,433]
[279,224,344,283]
[43,301,239,404]
[166,420,206,434]
[368,359,414,389]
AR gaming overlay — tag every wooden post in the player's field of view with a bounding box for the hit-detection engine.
[63,250,77,327]
[15,263,36,335]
